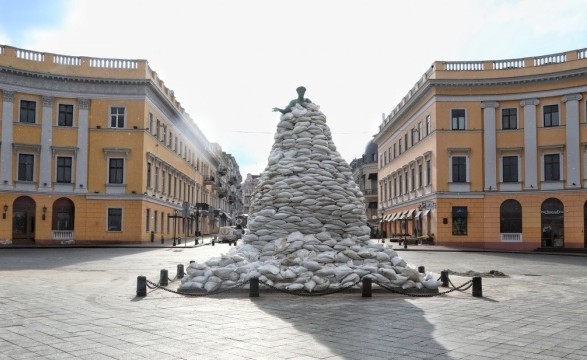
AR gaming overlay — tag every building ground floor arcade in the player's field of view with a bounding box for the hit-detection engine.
[0,193,231,245]
[380,191,587,250]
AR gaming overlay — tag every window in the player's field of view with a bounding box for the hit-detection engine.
[399,139,402,154]
[393,143,396,158]
[398,174,403,195]
[146,209,151,232]
[404,133,409,150]
[543,105,559,127]
[169,131,173,147]
[108,158,124,184]
[544,154,560,181]
[451,109,465,130]
[18,154,34,181]
[410,168,415,192]
[502,156,518,182]
[147,162,152,189]
[426,159,431,185]
[500,200,522,233]
[417,122,422,141]
[108,208,122,231]
[426,115,431,136]
[163,125,167,144]
[110,107,125,128]
[418,163,423,188]
[452,206,468,235]
[451,156,467,183]
[404,171,408,194]
[162,171,166,194]
[502,108,517,130]
[56,156,73,183]
[154,210,158,232]
[156,120,161,140]
[155,166,159,191]
[393,178,397,197]
[20,100,36,123]
[148,113,154,134]
[58,104,74,126]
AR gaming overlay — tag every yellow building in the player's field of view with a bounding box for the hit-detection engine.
[0,45,238,245]
[374,48,587,250]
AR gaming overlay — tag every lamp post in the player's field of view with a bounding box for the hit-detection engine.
[194,205,200,245]
[380,209,384,242]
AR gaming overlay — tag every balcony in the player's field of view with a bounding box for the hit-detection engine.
[217,188,228,198]
[228,195,236,204]
[203,175,215,185]
[217,165,227,176]
[52,230,73,241]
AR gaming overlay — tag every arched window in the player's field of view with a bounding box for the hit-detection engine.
[500,199,522,233]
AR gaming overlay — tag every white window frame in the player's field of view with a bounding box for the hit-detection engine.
[109,106,126,128]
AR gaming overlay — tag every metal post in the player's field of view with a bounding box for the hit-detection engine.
[177,264,184,279]
[472,276,482,297]
[440,270,449,287]
[160,269,169,286]
[136,275,147,297]
[362,277,372,297]
[249,277,259,297]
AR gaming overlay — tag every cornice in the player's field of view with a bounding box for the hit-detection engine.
[375,67,587,142]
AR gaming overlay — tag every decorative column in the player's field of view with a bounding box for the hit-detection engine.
[481,101,499,191]
[563,94,582,188]
[75,99,89,193]
[1,91,14,189]
[39,96,53,192]
[521,99,539,190]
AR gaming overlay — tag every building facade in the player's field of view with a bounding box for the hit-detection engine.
[0,45,240,245]
[374,48,587,250]
[242,173,260,216]
[350,140,379,236]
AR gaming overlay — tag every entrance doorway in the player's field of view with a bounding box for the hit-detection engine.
[12,196,36,244]
[541,198,564,248]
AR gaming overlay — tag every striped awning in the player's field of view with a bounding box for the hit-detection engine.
[423,209,431,216]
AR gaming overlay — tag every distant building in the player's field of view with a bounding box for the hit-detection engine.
[242,173,260,215]
[0,45,240,244]
[350,140,378,235]
[374,47,587,250]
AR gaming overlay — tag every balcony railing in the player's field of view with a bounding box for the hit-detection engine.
[52,230,73,241]
[203,175,215,185]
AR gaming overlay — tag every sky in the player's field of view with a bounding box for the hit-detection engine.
[1,0,587,178]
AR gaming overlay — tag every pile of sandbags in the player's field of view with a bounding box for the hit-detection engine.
[178,100,440,292]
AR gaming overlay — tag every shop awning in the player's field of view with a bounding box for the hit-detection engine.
[415,210,422,218]
[397,211,406,220]
[423,209,431,216]
[405,209,415,218]
[387,213,396,222]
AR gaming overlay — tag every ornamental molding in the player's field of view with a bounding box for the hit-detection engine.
[42,96,53,107]
[2,90,14,102]
[520,98,540,106]
[480,101,499,109]
[562,93,582,102]
[78,98,90,110]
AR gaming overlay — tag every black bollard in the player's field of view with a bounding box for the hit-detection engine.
[177,264,184,279]
[160,269,169,286]
[472,276,482,297]
[161,236,164,244]
[249,277,259,297]
[440,270,449,287]
[362,277,372,297]
[418,266,425,274]
[195,238,199,245]
[136,275,147,297]
[212,240,215,246]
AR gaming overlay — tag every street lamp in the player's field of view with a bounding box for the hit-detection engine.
[194,205,200,245]
[380,209,384,242]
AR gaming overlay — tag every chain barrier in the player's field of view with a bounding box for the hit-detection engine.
[143,275,473,298]
[258,279,361,297]
[371,279,473,297]
[145,279,250,297]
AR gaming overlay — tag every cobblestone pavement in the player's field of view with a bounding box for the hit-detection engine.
[1,239,586,360]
